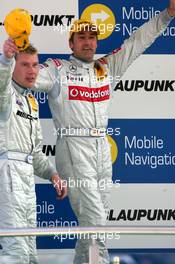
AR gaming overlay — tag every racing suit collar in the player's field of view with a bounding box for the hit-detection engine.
[70,54,95,69]
[12,79,31,95]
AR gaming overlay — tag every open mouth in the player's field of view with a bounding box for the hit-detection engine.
[26,77,35,83]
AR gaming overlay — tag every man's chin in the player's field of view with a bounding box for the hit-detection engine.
[25,82,35,89]
[81,56,94,63]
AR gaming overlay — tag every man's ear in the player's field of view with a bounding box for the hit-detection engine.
[69,39,73,51]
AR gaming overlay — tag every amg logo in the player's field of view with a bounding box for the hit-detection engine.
[16,110,38,121]
[42,145,56,156]
[114,80,175,91]
[31,14,74,26]
[107,209,175,221]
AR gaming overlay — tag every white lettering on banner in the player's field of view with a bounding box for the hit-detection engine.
[125,152,175,169]
[125,136,164,149]
[32,91,48,104]
[36,201,55,214]
[69,85,110,102]
[162,26,175,37]
[37,218,77,228]
[36,201,77,228]
[114,80,175,92]
[122,7,160,20]
[114,6,175,37]
[116,23,175,37]
[108,209,175,221]
[124,136,175,169]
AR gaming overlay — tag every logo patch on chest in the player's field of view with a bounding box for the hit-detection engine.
[16,110,38,121]
[16,98,23,107]
[68,85,110,102]
[27,94,38,112]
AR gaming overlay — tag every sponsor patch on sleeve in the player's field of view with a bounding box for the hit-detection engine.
[98,57,108,65]
[49,58,62,69]
[111,47,122,54]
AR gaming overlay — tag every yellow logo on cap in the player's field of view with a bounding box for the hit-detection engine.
[107,135,118,164]
[81,4,116,40]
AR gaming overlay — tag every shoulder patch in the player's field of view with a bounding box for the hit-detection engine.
[98,57,108,65]
[39,64,45,69]
[50,58,62,68]
[111,47,122,54]
[39,62,50,69]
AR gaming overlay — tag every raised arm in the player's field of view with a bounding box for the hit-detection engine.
[0,39,17,113]
[103,8,174,89]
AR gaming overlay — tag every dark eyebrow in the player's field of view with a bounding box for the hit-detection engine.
[77,31,97,36]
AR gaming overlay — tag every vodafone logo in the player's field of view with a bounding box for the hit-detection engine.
[69,85,110,102]
[70,88,79,97]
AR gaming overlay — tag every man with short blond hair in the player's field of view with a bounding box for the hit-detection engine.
[0,42,67,264]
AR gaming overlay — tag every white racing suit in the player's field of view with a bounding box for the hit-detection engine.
[32,9,172,264]
[0,55,57,264]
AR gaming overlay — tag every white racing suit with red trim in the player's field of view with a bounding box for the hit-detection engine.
[0,55,57,264]
[32,9,172,264]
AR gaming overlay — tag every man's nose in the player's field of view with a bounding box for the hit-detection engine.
[84,38,91,45]
[28,66,36,73]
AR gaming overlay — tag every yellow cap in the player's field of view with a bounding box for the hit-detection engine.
[69,19,100,40]
[4,8,32,51]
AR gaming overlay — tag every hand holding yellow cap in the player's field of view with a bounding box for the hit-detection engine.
[4,8,32,51]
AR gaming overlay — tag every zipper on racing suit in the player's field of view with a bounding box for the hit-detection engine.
[87,67,97,128]
[25,94,34,154]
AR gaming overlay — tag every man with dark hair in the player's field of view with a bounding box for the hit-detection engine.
[4,1,175,263]
[0,41,67,264]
